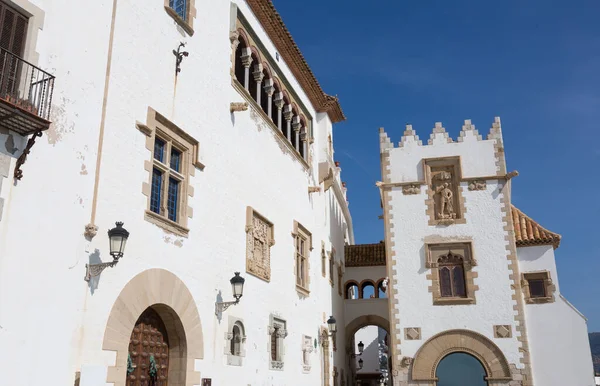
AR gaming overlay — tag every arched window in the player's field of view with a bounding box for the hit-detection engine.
[234,37,247,86]
[345,282,359,299]
[436,352,488,386]
[377,280,387,298]
[290,108,298,149]
[225,320,246,366]
[299,118,307,159]
[438,252,466,298]
[230,324,242,355]
[361,281,375,299]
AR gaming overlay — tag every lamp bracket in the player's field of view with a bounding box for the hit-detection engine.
[215,299,239,315]
[84,259,118,282]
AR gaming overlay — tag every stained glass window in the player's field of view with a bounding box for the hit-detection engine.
[169,0,187,20]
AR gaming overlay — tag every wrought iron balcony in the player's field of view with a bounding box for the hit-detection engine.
[0,47,55,136]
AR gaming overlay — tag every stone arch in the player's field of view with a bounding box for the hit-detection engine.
[359,279,376,298]
[411,329,512,383]
[102,269,204,386]
[344,280,359,299]
[345,314,390,345]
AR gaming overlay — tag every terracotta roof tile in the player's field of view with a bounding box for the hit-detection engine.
[246,0,345,123]
[345,242,386,267]
[512,205,561,249]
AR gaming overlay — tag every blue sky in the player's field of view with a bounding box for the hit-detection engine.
[273,1,600,331]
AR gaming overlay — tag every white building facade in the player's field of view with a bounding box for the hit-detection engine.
[0,1,353,385]
[376,119,595,386]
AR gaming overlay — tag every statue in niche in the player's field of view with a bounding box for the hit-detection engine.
[433,170,457,220]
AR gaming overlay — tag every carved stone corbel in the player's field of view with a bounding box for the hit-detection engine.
[230,102,248,113]
[506,170,519,180]
[308,186,321,193]
[402,184,420,195]
[468,180,487,191]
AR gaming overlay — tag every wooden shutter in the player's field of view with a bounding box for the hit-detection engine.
[0,2,28,56]
[271,328,278,360]
[452,266,467,297]
[439,266,452,297]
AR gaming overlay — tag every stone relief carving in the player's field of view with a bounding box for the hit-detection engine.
[432,169,457,221]
[400,356,413,368]
[402,184,420,195]
[246,210,274,281]
[468,180,486,191]
[302,335,313,372]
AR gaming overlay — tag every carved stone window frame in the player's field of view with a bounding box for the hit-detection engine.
[138,107,204,237]
[425,241,478,305]
[292,221,313,295]
[301,334,314,373]
[245,206,275,282]
[423,156,467,226]
[163,0,196,36]
[224,316,247,366]
[268,314,287,371]
[521,271,555,304]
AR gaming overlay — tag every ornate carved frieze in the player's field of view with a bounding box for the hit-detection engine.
[468,180,486,191]
[402,184,421,195]
[246,207,274,281]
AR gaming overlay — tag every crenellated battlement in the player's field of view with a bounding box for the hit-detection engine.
[379,117,504,152]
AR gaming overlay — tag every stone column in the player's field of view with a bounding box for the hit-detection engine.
[252,63,264,104]
[263,79,275,120]
[240,47,253,90]
[283,105,293,142]
[229,30,240,71]
[292,116,301,152]
[274,92,284,131]
[301,131,307,160]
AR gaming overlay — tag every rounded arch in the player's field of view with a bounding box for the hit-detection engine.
[359,279,376,299]
[344,314,390,345]
[236,28,250,46]
[102,269,204,386]
[344,280,359,299]
[411,329,512,382]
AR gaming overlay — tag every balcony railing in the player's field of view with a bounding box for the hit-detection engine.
[0,47,55,136]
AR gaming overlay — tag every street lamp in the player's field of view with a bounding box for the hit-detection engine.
[358,358,364,370]
[85,222,130,282]
[358,340,365,354]
[327,316,337,334]
[215,272,246,315]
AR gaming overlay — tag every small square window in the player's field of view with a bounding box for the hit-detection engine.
[522,271,554,304]
[528,279,546,298]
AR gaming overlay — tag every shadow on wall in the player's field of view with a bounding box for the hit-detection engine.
[87,249,103,295]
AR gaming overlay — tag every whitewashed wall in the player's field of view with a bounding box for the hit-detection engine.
[0,1,352,385]
[382,127,524,368]
[518,246,595,386]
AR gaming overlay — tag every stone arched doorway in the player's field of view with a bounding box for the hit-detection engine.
[411,329,512,384]
[345,315,391,385]
[102,269,204,386]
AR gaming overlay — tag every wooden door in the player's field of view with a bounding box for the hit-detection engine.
[128,308,170,386]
